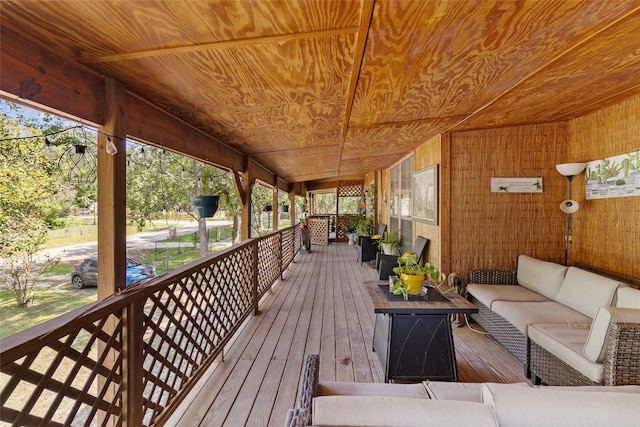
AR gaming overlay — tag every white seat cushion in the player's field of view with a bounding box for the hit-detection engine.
[554,267,625,318]
[491,300,591,335]
[583,306,640,363]
[528,323,602,383]
[467,284,549,308]
[423,380,485,402]
[482,383,640,427]
[318,381,428,399]
[312,395,498,426]
[517,255,567,299]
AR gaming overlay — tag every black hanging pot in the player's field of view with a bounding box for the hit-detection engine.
[281,205,289,212]
[264,204,273,212]
[192,195,220,218]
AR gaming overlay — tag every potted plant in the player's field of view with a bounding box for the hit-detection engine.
[279,199,290,212]
[391,254,446,299]
[356,215,374,237]
[376,230,402,255]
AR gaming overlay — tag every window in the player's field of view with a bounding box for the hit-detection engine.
[390,156,414,251]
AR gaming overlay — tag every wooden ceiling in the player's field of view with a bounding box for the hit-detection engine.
[2,0,640,186]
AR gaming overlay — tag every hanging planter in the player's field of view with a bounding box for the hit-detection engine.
[263,204,273,212]
[281,204,289,212]
[192,195,220,218]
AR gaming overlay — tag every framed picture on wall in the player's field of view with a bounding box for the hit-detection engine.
[412,165,438,225]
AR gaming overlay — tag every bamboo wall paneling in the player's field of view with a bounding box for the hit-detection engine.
[448,123,568,278]
[568,95,640,279]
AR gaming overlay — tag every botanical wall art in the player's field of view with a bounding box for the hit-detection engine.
[585,151,640,200]
[490,177,543,193]
[412,165,438,225]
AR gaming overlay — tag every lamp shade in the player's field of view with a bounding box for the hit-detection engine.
[560,199,579,214]
[556,163,586,177]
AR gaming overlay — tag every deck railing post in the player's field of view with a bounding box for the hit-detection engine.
[279,231,284,280]
[253,239,259,315]
[122,298,144,426]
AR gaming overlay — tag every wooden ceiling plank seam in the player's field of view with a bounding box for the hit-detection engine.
[80,27,360,63]
[444,3,640,134]
[337,0,376,178]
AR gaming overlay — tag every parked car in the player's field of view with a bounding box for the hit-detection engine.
[71,257,156,289]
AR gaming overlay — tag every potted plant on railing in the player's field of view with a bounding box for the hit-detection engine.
[391,254,446,299]
[376,230,402,255]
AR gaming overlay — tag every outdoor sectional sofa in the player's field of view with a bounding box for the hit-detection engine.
[284,354,640,426]
[465,255,640,386]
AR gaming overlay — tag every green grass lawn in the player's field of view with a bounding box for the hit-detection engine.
[0,282,96,340]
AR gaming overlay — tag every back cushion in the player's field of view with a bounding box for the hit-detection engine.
[517,255,568,299]
[482,383,640,427]
[615,287,640,308]
[555,267,624,318]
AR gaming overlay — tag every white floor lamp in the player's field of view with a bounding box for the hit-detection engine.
[556,162,586,266]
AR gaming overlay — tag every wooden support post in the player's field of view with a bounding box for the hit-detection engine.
[233,169,253,241]
[98,78,127,296]
[272,188,279,231]
[97,78,127,427]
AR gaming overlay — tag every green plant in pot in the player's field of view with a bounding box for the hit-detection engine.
[392,254,446,300]
[356,215,374,236]
[376,230,402,255]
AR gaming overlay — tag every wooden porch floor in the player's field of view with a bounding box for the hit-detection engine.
[168,243,529,427]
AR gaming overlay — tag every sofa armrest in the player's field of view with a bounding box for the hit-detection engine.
[468,269,518,286]
[284,408,310,427]
[604,322,640,386]
[297,354,320,412]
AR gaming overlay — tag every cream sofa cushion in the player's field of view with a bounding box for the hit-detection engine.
[466,284,549,308]
[554,267,624,318]
[491,301,591,335]
[583,307,640,363]
[318,381,428,399]
[482,383,640,427]
[528,323,602,383]
[615,286,640,308]
[312,395,498,426]
[423,380,485,402]
[516,255,567,299]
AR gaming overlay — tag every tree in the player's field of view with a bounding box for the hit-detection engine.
[0,102,59,306]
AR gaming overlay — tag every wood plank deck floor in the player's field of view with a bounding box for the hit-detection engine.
[169,243,529,427]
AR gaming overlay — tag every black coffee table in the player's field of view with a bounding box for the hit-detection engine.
[367,282,478,382]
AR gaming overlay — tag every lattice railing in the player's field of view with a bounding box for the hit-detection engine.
[0,224,301,426]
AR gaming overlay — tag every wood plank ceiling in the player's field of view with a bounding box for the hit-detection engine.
[2,0,640,187]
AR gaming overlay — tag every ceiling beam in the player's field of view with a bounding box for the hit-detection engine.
[337,0,376,178]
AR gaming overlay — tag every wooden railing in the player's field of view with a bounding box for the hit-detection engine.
[0,224,302,426]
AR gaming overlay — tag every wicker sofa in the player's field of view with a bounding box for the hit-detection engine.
[465,255,640,386]
[285,354,640,426]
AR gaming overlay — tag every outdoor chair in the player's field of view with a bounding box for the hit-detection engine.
[356,223,387,264]
[376,236,429,280]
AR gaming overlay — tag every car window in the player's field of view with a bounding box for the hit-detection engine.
[89,261,98,268]
[126,258,141,267]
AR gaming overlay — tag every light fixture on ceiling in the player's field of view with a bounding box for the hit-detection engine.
[556,162,586,266]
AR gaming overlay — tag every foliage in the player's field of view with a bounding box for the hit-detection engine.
[356,215,374,236]
[0,101,67,306]
[376,229,402,253]
[391,254,446,300]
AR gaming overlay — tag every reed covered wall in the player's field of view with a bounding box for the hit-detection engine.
[568,95,640,279]
[447,123,568,277]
